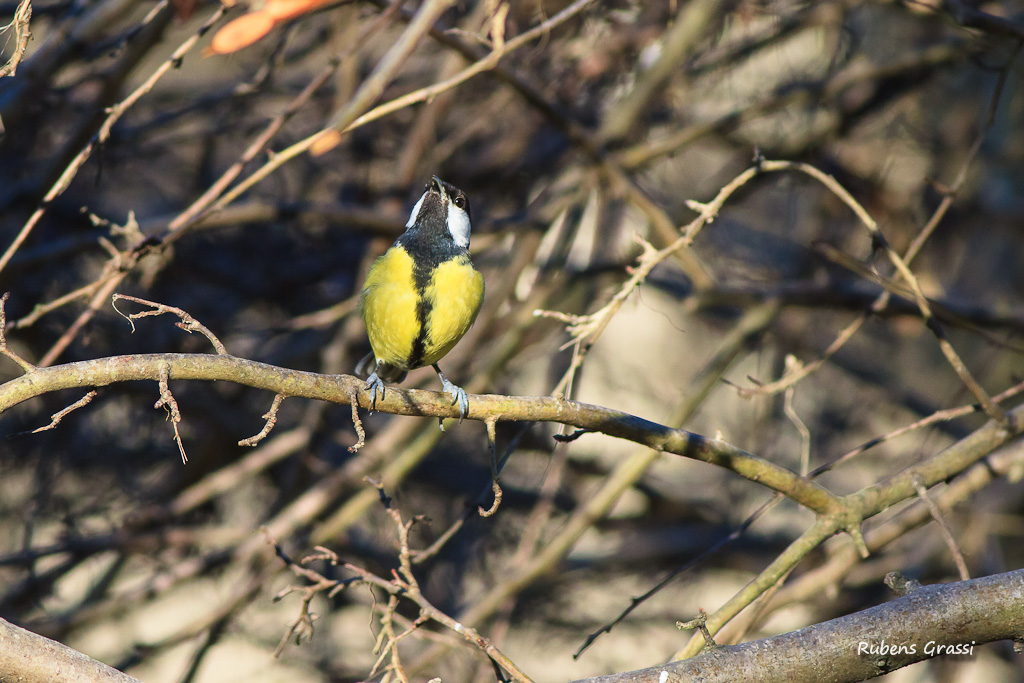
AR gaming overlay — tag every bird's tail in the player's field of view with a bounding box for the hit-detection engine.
[354,352,407,383]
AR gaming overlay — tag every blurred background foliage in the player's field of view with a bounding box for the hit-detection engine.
[1,0,1023,681]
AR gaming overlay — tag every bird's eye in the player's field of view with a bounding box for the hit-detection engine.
[454,195,466,209]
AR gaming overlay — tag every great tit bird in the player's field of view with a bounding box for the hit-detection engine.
[357,176,484,420]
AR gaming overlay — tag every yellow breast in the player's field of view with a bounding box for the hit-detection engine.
[421,254,484,366]
[361,246,420,369]
[361,247,484,371]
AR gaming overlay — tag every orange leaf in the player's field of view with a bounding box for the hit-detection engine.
[264,0,332,21]
[207,12,276,54]
[310,129,343,156]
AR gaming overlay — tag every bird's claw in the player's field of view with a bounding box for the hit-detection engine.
[365,372,385,411]
[439,376,469,422]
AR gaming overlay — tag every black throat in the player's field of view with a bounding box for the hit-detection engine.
[398,226,468,370]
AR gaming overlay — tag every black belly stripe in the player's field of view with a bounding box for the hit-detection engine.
[399,230,464,370]
[408,292,430,369]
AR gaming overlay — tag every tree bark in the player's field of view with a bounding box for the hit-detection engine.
[573,569,1024,683]
[0,617,142,683]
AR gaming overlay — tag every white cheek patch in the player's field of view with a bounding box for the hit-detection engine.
[406,193,427,228]
[446,202,472,248]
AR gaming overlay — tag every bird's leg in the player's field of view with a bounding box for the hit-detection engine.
[364,362,386,411]
[433,364,469,422]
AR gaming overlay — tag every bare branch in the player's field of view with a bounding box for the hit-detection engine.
[576,569,1024,683]
[0,5,226,277]
[0,617,141,683]
[209,0,597,212]
[32,390,98,433]
[154,363,188,463]
[912,475,970,581]
[0,292,35,373]
[238,393,285,447]
[0,0,32,79]
[272,499,536,683]
[0,352,841,515]
[347,388,366,453]
[478,418,502,517]
[676,609,717,649]
[112,294,229,355]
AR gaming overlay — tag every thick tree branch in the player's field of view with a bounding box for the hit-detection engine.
[574,568,1024,683]
[0,617,141,683]
[0,352,838,515]
[674,394,1024,660]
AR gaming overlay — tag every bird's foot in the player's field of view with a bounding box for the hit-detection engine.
[364,372,385,411]
[439,376,470,422]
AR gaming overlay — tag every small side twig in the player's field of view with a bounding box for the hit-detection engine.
[209,0,594,217]
[32,391,98,433]
[535,162,766,396]
[0,293,36,373]
[781,356,811,476]
[154,364,188,463]
[0,0,32,79]
[479,419,502,517]
[734,101,1015,421]
[0,4,225,278]
[348,388,367,453]
[912,475,970,580]
[677,609,717,649]
[552,428,589,443]
[268,493,534,682]
[112,294,229,355]
[269,537,350,658]
[884,571,922,597]
[238,394,285,447]
[366,594,419,683]
[810,379,1024,478]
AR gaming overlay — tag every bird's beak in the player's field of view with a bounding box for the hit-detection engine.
[430,175,445,197]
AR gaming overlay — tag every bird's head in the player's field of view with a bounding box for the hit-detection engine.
[405,176,472,249]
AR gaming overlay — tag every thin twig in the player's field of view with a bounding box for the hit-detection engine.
[270,538,343,657]
[208,0,594,213]
[677,609,717,649]
[810,379,1024,478]
[238,394,286,447]
[575,495,782,659]
[536,162,764,394]
[739,45,1019,400]
[0,292,35,373]
[347,388,367,453]
[478,419,502,517]
[0,4,225,276]
[0,0,32,79]
[782,356,811,476]
[911,475,970,581]
[269,499,534,683]
[112,294,229,355]
[32,391,98,433]
[154,363,188,463]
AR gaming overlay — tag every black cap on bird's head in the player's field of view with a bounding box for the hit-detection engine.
[405,176,472,249]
